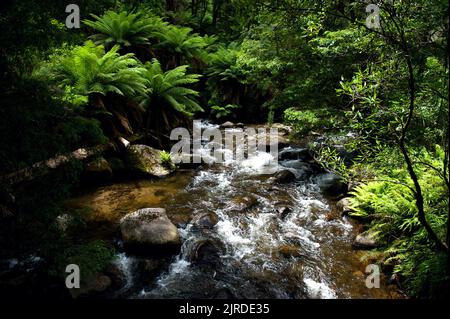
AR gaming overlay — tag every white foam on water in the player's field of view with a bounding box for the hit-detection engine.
[191,171,232,190]
[303,278,337,299]
[215,218,253,259]
[281,220,321,251]
[113,253,135,293]
[141,258,192,297]
[155,259,191,289]
[178,223,193,239]
[313,217,353,232]
[295,198,328,218]
[137,142,354,298]
[168,258,191,275]
[240,151,277,172]
[194,119,219,130]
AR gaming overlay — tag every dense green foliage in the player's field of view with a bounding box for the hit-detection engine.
[39,41,147,101]
[284,108,320,135]
[349,147,449,296]
[0,0,448,299]
[84,10,167,49]
[141,59,202,115]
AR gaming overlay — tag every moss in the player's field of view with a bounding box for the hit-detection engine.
[49,240,115,284]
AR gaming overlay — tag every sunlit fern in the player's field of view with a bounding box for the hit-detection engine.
[50,41,147,99]
[83,10,168,49]
[140,58,202,116]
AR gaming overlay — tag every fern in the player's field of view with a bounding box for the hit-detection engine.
[83,10,168,49]
[211,104,240,119]
[154,25,207,67]
[140,58,202,116]
[349,146,449,297]
[42,41,147,99]
[206,43,248,106]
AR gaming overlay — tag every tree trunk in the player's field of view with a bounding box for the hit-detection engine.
[400,48,448,253]
[212,0,223,27]
[0,143,116,187]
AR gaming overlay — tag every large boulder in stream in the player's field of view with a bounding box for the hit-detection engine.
[316,173,348,196]
[126,145,174,178]
[120,208,181,255]
[227,195,258,213]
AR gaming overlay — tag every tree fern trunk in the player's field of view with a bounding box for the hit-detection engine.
[89,93,106,110]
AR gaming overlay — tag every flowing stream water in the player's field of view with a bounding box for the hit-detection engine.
[66,121,400,299]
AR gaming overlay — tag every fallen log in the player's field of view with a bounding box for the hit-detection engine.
[0,142,117,187]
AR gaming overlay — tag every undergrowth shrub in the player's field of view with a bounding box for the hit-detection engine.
[349,145,449,298]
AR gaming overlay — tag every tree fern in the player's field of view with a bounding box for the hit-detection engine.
[35,41,148,138]
[206,43,243,81]
[154,25,207,67]
[83,10,168,49]
[48,41,147,99]
[140,59,202,132]
[206,43,247,105]
[141,58,202,115]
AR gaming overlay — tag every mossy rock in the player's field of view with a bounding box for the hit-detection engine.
[126,145,174,178]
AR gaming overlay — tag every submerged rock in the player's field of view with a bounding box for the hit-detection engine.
[70,273,112,299]
[227,195,258,212]
[126,145,174,178]
[275,206,292,220]
[278,244,304,258]
[191,211,219,229]
[352,231,380,249]
[119,208,181,255]
[138,259,164,285]
[279,148,313,161]
[187,238,225,267]
[272,170,296,184]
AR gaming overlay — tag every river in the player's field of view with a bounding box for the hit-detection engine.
[65,121,400,299]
